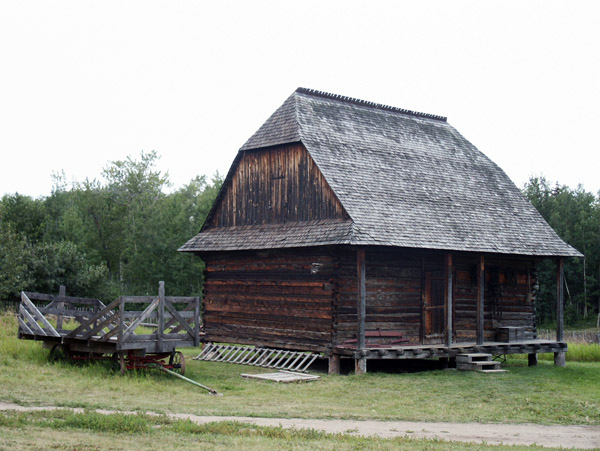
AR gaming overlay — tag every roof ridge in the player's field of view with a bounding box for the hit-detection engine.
[295,87,447,122]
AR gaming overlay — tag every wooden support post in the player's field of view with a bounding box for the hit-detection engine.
[556,258,565,342]
[328,354,340,375]
[555,258,566,367]
[356,248,367,374]
[158,281,165,352]
[476,256,485,345]
[357,248,366,350]
[445,253,453,348]
[117,296,124,351]
[420,257,425,344]
[56,285,66,331]
[194,295,200,347]
[528,353,538,367]
[355,358,367,374]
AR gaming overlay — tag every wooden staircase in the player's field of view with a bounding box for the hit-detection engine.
[456,353,507,373]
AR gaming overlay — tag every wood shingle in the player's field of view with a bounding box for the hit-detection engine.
[180,88,580,257]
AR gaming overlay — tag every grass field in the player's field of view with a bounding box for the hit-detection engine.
[1,312,599,449]
[0,408,565,451]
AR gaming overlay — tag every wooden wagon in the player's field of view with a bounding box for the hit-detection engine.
[17,282,200,374]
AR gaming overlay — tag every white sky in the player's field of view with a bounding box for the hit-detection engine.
[1,0,599,198]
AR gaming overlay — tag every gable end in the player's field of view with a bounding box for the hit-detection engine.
[207,143,348,228]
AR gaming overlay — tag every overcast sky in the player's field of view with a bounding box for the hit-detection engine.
[1,0,598,198]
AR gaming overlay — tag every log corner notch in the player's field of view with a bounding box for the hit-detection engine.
[356,247,367,374]
[555,257,566,367]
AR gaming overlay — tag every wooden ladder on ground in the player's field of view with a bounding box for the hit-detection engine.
[456,353,507,373]
[194,343,320,373]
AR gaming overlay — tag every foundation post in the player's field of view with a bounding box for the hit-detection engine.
[355,358,367,374]
[528,353,538,367]
[328,354,341,375]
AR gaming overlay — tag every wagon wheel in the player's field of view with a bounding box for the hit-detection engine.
[111,352,127,375]
[169,351,186,376]
[49,344,69,363]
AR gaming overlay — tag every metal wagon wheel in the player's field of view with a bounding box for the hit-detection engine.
[111,352,127,375]
[49,344,69,363]
[169,351,186,376]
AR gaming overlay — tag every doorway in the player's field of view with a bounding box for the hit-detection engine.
[424,271,445,343]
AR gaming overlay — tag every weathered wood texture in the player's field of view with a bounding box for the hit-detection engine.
[334,248,424,346]
[19,285,200,354]
[208,143,347,228]
[201,247,538,351]
[453,254,537,343]
[202,249,337,351]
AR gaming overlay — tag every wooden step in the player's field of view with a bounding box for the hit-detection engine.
[457,361,502,371]
[456,353,492,364]
[456,353,506,373]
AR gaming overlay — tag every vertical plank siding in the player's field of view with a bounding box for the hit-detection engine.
[210,143,347,228]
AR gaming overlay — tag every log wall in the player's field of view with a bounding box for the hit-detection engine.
[202,247,538,351]
[209,143,347,228]
[202,248,336,351]
[335,248,424,345]
[452,254,537,342]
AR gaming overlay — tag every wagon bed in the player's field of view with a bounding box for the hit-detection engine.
[18,282,200,372]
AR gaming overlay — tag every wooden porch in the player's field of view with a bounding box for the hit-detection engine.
[333,339,567,360]
[345,250,568,374]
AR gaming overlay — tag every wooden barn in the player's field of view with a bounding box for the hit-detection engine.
[180,88,581,373]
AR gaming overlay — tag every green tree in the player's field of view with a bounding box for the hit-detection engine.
[0,151,222,303]
[0,194,48,243]
[0,224,32,302]
[523,177,600,325]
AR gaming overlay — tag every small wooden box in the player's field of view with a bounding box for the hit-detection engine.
[496,326,526,343]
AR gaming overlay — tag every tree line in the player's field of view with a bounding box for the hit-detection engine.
[523,177,600,326]
[0,154,598,326]
[0,151,221,303]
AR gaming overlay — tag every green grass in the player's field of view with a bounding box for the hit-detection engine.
[0,409,559,450]
[512,342,600,362]
[2,313,600,427]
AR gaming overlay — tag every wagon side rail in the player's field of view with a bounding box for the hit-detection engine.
[19,292,61,338]
[118,281,200,351]
[22,289,110,338]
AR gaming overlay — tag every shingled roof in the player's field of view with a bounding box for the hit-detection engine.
[180,88,581,257]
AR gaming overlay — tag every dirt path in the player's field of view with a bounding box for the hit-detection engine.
[1,402,598,449]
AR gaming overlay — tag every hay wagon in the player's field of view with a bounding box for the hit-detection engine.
[17,282,200,375]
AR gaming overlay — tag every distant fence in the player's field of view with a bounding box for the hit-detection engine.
[538,329,600,344]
